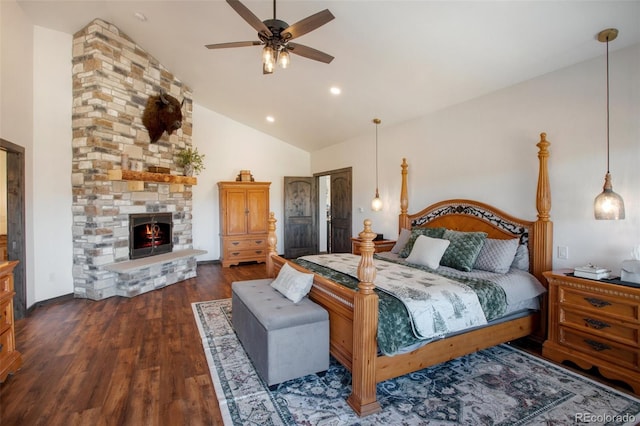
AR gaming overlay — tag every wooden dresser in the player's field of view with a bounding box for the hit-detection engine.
[351,238,396,255]
[218,181,271,267]
[542,270,640,394]
[0,260,22,382]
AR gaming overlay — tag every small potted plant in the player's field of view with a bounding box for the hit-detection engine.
[176,147,205,176]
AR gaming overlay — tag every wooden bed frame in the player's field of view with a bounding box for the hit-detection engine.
[266,132,553,416]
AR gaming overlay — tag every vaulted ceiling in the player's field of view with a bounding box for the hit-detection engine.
[17,0,640,152]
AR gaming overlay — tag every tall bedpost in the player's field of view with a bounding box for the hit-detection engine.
[531,133,553,342]
[532,133,553,284]
[266,212,277,278]
[399,158,410,232]
[346,219,382,416]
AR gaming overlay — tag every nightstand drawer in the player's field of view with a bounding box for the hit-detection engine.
[560,287,639,322]
[0,328,12,359]
[0,274,12,294]
[0,301,12,334]
[560,307,639,347]
[559,326,639,371]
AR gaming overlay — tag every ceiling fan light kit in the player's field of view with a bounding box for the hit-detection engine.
[206,0,334,74]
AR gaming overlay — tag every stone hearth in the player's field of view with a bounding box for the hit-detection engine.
[71,19,200,300]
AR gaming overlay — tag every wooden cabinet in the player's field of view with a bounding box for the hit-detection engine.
[542,270,640,395]
[218,181,271,267]
[0,261,21,382]
[351,238,396,255]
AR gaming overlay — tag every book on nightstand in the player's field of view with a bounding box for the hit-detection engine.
[574,264,611,280]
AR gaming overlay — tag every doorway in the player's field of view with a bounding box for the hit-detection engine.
[0,138,26,320]
[283,168,352,258]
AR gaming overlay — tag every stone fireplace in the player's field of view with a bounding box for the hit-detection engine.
[71,19,204,300]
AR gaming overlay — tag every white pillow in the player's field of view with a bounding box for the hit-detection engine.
[390,228,412,254]
[405,235,451,269]
[270,262,314,303]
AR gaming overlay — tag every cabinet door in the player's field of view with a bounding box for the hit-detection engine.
[225,189,248,235]
[246,188,269,235]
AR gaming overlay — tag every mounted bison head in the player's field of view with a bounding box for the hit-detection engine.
[142,91,184,143]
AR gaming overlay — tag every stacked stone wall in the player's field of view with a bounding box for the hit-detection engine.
[71,19,195,299]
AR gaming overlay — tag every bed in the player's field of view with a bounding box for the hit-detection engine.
[266,132,553,416]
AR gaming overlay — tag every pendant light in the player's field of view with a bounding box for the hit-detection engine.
[594,28,625,220]
[371,118,383,211]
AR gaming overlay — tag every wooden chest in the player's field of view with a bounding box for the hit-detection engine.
[542,270,640,395]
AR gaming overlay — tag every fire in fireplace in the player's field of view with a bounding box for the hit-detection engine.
[129,213,173,259]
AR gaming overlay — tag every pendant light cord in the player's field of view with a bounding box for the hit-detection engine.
[606,35,610,174]
[375,122,379,190]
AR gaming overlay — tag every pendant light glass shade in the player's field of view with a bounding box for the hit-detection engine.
[371,118,382,211]
[371,189,383,211]
[594,28,625,220]
[594,173,625,219]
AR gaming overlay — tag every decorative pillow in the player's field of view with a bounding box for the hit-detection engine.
[474,238,519,274]
[440,229,488,272]
[405,235,451,270]
[270,262,314,303]
[511,243,530,271]
[399,227,447,258]
[390,228,412,254]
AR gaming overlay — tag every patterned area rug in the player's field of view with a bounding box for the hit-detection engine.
[192,299,640,425]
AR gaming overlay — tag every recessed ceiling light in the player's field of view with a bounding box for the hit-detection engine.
[266,116,275,123]
[134,12,147,22]
[330,87,341,95]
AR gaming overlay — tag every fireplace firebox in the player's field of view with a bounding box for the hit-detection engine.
[129,213,173,259]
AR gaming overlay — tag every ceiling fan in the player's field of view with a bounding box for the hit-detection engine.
[205,0,335,74]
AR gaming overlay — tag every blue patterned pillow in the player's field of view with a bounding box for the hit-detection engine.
[399,227,447,258]
[474,238,519,273]
[440,229,488,272]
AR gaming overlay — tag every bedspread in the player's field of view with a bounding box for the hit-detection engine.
[295,253,508,355]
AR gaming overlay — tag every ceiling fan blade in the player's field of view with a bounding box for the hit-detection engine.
[226,0,272,37]
[287,43,334,64]
[205,41,262,49]
[282,9,334,40]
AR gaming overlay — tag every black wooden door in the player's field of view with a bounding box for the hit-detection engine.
[329,171,352,253]
[283,177,317,258]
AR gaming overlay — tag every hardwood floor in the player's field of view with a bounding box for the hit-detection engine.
[2,263,635,426]
[0,262,268,426]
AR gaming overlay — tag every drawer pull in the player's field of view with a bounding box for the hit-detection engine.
[584,297,611,308]
[232,242,240,246]
[0,343,3,353]
[255,250,263,254]
[584,339,611,352]
[231,252,240,256]
[255,240,263,244]
[584,318,610,330]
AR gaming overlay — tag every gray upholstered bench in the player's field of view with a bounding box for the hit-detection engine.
[231,278,329,386]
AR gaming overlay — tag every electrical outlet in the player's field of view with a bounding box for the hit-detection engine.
[557,246,569,260]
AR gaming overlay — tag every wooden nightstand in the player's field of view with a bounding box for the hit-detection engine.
[542,270,640,395]
[0,261,21,383]
[351,238,396,255]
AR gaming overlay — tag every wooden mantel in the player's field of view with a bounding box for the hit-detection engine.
[107,169,197,192]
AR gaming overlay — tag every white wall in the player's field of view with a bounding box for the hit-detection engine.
[191,106,310,260]
[0,0,35,306]
[32,26,73,302]
[312,43,640,276]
